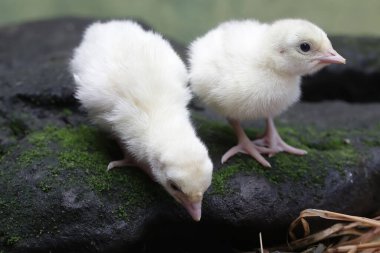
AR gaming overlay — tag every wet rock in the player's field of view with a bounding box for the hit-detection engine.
[0,18,379,253]
[191,102,380,249]
[302,36,380,102]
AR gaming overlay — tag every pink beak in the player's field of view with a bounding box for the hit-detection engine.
[317,49,346,64]
[182,200,202,221]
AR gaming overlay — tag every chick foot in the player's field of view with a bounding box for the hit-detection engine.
[107,148,154,178]
[253,117,307,157]
[107,157,136,171]
[222,118,272,167]
[107,140,139,171]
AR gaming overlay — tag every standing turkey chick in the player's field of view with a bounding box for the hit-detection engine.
[70,20,213,221]
[188,19,345,167]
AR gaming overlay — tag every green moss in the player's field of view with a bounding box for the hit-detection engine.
[62,108,73,117]
[117,205,128,220]
[17,147,52,168]
[12,125,159,212]
[0,124,163,242]
[16,125,107,172]
[15,126,56,167]
[364,139,380,147]
[4,235,21,246]
[192,115,237,155]
[211,164,242,194]
[361,127,380,147]
[88,174,112,192]
[193,116,363,195]
[8,117,29,137]
[1,114,377,240]
[27,126,55,145]
[36,181,52,193]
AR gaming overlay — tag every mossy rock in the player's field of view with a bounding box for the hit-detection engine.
[3,112,379,252]
[0,124,173,252]
[194,116,376,195]
[1,18,380,253]
[184,113,378,250]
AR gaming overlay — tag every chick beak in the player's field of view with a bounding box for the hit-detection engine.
[318,49,346,64]
[182,200,202,222]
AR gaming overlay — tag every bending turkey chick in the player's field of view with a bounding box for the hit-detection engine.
[71,20,213,221]
[188,19,345,167]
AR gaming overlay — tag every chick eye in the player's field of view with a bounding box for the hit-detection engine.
[169,182,181,192]
[300,42,311,52]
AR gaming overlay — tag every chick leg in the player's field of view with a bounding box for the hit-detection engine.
[107,156,135,171]
[253,117,307,157]
[107,139,138,171]
[108,156,155,180]
[107,144,154,179]
[222,118,272,167]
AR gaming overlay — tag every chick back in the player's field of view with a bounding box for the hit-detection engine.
[71,20,190,141]
[189,20,301,120]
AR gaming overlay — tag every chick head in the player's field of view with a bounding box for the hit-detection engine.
[266,19,345,76]
[153,144,213,221]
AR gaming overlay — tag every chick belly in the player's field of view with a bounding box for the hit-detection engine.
[213,90,299,121]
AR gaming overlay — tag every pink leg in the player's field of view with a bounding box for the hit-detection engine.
[222,118,272,167]
[107,156,155,180]
[107,155,136,171]
[107,140,154,179]
[107,139,139,171]
[253,117,307,157]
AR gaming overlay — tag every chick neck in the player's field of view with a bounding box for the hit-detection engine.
[252,45,301,86]
[144,106,202,168]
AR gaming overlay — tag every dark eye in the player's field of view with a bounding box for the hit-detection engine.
[300,43,311,52]
[169,182,181,192]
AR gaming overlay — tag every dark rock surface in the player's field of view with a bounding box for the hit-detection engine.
[0,18,379,253]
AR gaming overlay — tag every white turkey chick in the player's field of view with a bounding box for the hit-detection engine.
[189,19,345,167]
[71,20,213,221]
